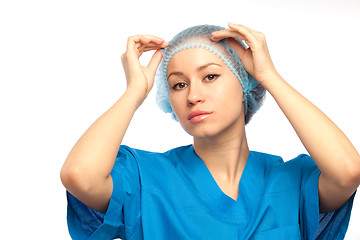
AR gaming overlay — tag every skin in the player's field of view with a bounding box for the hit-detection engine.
[60,23,360,214]
[167,48,249,200]
[60,35,169,212]
[212,23,360,212]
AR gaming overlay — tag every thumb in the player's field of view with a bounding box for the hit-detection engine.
[228,38,246,60]
[146,50,163,78]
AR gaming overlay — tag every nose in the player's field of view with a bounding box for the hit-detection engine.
[187,83,205,106]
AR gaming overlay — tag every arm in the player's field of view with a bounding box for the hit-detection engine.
[60,35,168,212]
[261,72,360,212]
[212,23,360,213]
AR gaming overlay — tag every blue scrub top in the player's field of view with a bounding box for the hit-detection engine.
[66,145,356,239]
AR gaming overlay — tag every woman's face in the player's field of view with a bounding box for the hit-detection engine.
[167,47,245,139]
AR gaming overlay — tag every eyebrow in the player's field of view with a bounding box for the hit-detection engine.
[167,62,222,79]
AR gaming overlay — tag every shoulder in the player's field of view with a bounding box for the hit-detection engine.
[250,150,284,166]
[113,144,194,190]
[251,151,319,189]
[284,154,319,177]
[118,144,190,153]
[115,144,193,167]
[277,153,319,179]
[117,144,192,158]
[254,151,317,174]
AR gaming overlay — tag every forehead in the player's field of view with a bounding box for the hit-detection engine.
[166,48,225,73]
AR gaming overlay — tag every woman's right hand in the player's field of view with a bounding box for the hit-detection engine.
[61,35,168,213]
[121,35,168,102]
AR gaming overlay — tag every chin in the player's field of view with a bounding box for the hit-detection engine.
[183,124,222,139]
[187,117,245,140]
[178,111,244,139]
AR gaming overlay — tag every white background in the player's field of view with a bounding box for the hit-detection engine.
[1,0,359,239]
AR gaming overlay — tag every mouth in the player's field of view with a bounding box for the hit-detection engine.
[188,110,213,123]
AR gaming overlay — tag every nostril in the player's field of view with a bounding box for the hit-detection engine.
[187,98,195,106]
[187,99,205,108]
[187,84,205,105]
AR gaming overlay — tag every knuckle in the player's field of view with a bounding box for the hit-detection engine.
[127,36,134,44]
[121,53,127,63]
[127,35,139,43]
[128,35,139,39]
[257,32,265,38]
[253,32,265,42]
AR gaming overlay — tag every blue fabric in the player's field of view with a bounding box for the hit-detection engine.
[66,145,355,239]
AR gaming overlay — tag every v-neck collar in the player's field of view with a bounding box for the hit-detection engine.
[179,144,266,223]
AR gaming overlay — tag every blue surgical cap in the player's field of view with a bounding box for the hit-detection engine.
[155,24,266,125]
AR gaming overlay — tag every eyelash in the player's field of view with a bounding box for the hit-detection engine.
[171,74,221,90]
[172,82,187,90]
[205,74,220,82]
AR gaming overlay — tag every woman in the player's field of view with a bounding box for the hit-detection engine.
[61,23,360,239]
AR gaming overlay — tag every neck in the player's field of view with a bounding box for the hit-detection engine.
[193,125,249,184]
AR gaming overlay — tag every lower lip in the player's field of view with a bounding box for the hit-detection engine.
[189,113,212,123]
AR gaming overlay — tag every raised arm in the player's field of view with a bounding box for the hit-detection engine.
[60,35,168,212]
[212,23,360,213]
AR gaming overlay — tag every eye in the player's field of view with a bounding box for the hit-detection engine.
[204,74,220,82]
[172,82,188,90]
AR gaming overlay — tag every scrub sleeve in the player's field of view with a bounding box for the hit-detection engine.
[65,146,356,240]
[67,146,142,240]
[299,154,356,239]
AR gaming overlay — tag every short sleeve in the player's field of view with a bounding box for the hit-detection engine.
[298,154,356,240]
[66,145,142,240]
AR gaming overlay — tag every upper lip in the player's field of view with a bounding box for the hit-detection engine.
[187,110,213,120]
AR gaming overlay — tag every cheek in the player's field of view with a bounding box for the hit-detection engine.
[217,80,244,115]
[216,78,243,101]
[169,93,183,116]
[228,77,244,99]
[230,86,244,103]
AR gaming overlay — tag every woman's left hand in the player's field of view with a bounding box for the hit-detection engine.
[213,24,360,214]
[211,23,278,85]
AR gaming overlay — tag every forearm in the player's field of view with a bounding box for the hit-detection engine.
[214,23,359,211]
[61,88,144,193]
[264,72,360,187]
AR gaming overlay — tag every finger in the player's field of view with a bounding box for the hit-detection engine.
[228,23,263,36]
[211,29,246,42]
[146,50,163,78]
[129,37,168,59]
[228,38,246,58]
[127,36,142,60]
[128,35,167,51]
[227,23,258,43]
[228,22,254,35]
[141,42,168,52]
[137,42,168,55]
[139,36,151,45]
[139,35,167,45]
[136,39,167,50]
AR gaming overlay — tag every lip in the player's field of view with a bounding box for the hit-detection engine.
[188,110,213,122]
